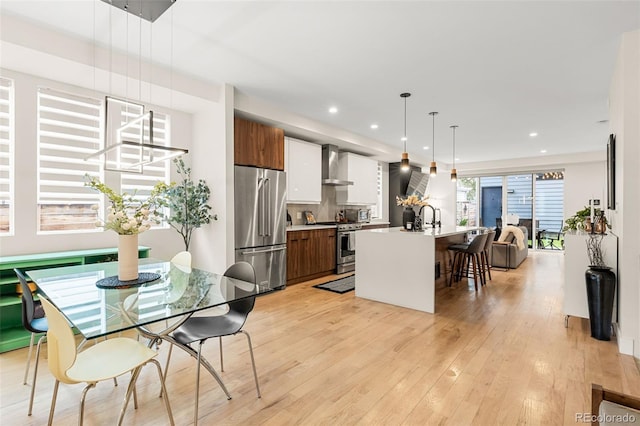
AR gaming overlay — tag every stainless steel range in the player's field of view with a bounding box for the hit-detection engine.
[336,223,362,274]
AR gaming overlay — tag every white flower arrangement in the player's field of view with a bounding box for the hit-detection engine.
[396,194,430,207]
[86,176,169,235]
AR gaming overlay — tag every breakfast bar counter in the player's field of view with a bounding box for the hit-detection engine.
[355,226,481,313]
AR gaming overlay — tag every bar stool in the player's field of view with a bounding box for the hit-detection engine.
[480,230,496,284]
[448,233,489,291]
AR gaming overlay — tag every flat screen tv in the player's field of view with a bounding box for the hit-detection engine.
[607,134,616,210]
[405,170,429,198]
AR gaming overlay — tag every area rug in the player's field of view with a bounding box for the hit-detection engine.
[313,274,355,294]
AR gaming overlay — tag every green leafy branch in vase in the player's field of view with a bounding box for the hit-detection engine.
[164,158,217,251]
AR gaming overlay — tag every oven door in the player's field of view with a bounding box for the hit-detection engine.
[337,231,356,265]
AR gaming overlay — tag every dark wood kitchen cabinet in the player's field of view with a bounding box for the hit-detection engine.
[287,228,336,285]
[234,117,285,170]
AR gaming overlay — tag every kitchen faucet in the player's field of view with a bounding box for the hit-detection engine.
[423,205,441,228]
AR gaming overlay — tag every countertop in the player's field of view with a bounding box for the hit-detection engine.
[286,221,391,232]
[287,224,337,231]
[362,225,483,238]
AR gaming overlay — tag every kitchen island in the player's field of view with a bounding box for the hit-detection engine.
[355,226,482,313]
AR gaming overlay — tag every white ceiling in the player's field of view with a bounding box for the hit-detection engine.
[1,0,639,166]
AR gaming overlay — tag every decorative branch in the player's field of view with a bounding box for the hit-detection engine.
[586,234,606,267]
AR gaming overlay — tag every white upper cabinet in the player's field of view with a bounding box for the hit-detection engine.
[285,137,322,204]
[336,152,378,205]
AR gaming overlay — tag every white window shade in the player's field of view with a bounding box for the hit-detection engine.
[0,77,14,234]
[37,88,102,232]
[121,111,170,228]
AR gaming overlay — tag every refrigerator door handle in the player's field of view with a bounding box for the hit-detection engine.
[264,178,271,236]
[257,177,264,236]
[241,246,287,256]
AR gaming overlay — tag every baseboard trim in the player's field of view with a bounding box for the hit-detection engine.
[615,323,634,355]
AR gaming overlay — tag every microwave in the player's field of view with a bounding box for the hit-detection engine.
[344,208,371,223]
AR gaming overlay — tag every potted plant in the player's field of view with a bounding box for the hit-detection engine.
[563,206,610,233]
[585,234,616,341]
[85,176,168,281]
[164,158,217,251]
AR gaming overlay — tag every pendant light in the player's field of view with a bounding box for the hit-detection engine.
[429,111,439,176]
[85,0,188,172]
[400,92,411,172]
[450,125,458,182]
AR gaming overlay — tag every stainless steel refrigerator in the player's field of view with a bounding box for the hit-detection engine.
[234,165,287,289]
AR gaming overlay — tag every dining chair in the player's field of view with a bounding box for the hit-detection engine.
[170,251,191,268]
[166,261,260,425]
[14,268,48,416]
[39,296,174,426]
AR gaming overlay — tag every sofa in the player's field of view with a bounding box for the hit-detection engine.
[491,225,528,269]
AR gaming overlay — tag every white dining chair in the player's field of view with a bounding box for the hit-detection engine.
[39,297,174,426]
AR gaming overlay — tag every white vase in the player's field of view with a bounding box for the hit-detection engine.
[118,234,139,281]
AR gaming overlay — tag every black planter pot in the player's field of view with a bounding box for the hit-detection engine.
[585,266,616,341]
[402,207,416,231]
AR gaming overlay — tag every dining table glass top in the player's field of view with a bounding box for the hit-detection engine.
[26,258,272,340]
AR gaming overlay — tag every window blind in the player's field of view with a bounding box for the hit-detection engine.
[0,77,14,234]
[120,110,170,228]
[37,88,102,232]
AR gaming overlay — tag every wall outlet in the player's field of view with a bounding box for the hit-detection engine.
[296,212,302,219]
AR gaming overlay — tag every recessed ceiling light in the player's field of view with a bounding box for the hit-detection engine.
[540,149,547,153]
[328,107,338,114]
[401,136,407,142]
[455,157,460,161]
[529,132,538,137]
[370,124,379,129]
[423,146,429,150]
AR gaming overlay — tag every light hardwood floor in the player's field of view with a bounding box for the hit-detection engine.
[2,251,639,425]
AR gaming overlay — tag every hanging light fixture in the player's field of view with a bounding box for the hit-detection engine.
[400,92,411,172]
[429,111,439,176]
[450,125,458,182]
[85,0,187,172]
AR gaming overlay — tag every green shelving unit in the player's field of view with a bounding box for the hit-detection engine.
[0,246,150,353]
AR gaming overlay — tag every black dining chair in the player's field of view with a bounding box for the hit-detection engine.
[14,268,48,416]
[166,261,260,425]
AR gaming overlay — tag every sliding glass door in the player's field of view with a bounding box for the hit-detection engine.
[459,171,564,250]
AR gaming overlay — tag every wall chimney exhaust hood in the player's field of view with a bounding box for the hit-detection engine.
[322,144,353,186]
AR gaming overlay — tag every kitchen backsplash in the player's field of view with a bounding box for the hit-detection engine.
[287,186,370,225]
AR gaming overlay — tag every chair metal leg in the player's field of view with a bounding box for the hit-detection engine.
[162,343,174,396]
[240,331,261,398]
[78,383,96,426]
[23,332,35,385]
[28,335,46,416]
[149,358,175,426]
[219,336,224,372]
[117,366,143,425]
[47,380,60,426]
[194,341,204,426]
[161,335,231,400]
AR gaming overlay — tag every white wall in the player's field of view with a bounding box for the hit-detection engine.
[563,161,607,221]
[609,29,640,357]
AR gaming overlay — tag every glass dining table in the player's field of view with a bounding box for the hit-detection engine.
[26,258,273,399]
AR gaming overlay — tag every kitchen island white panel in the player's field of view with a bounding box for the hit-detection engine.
[355,226,481,313]
[356,228,436,312]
